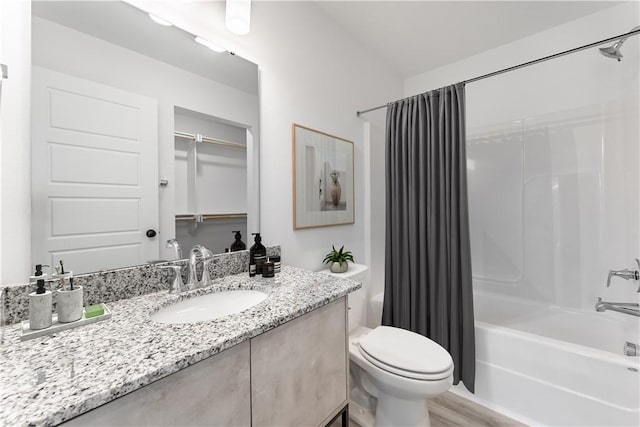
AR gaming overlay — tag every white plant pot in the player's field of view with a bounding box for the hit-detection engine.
[57,286,83,323]
[29,291,53,330]
[330,262,349,273]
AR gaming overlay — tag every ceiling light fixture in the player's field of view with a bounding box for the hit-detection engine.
[148,13,172,27]
[194,36,226,53]
[225,0,251,36]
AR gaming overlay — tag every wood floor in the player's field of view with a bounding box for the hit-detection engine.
[428,392,526,427]
[343,391,526,427]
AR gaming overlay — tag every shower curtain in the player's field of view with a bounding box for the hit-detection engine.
[382,83,475,392]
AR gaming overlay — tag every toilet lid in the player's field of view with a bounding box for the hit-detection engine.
[358,326,453,380]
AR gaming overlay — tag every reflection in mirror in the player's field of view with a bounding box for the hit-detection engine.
[30,1,259,274]
[174,107,248,254]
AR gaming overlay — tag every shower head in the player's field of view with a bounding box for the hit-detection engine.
[599,44,623,61]
[599,25,640,62]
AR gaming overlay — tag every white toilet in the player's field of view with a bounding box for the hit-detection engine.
[323,264,454,427]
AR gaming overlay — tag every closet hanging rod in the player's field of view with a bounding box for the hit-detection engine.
[175,213,247,222]
[174,131,246,150]
[356,27,640,117]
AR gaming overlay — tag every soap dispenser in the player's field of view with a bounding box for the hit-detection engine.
[29,264,53,330]
[230,231,246,252]
[54,260,83,323]
[249,233,267,276]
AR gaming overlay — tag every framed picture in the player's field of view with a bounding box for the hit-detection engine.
[292,123,354,229]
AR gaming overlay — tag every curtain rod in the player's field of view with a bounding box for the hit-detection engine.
[356,28,640,117]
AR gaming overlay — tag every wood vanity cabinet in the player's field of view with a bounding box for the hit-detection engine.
[61,297,348,427]
[62,341,252,426]
[251,297,348,427]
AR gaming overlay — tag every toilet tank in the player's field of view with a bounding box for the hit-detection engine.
[369,292,384,328]
[320,263,368,332]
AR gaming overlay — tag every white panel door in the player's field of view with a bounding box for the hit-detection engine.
[32,67,158,273]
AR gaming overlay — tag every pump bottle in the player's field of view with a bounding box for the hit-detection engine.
[249,233,267,276]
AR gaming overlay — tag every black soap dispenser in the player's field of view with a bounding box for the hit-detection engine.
[34,264,47,294]
[230,230,246,252]
[29,264,53,330]
[249,233,267,277]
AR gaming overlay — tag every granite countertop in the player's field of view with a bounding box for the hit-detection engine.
[0,266,361,427]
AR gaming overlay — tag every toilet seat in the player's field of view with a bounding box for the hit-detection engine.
[357,326,453,381]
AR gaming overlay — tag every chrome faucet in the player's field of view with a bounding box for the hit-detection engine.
[607,259,640,291]
[624,341,638,356]
[187,245,214,290]
[158,265,186,294]
[595,297,640,317]
[166,239,183,260]
[200,255,219,288]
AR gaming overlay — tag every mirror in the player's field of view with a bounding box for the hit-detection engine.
[30,1,260,274]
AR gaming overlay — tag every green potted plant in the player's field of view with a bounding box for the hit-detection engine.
[323,245,354,273]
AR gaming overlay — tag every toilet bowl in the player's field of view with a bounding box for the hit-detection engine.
[321,264,454,427]
[350,326,453,426]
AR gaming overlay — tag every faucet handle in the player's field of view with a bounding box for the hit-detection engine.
[607,266,639,287]
[607,270,614,287]
[158,265,186,294]
[200,255,219,288]
[606,270,628,287]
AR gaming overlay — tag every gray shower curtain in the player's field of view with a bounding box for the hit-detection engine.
[382,83,475,392]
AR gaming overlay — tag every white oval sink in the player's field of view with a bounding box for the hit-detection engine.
[152,290,267,324]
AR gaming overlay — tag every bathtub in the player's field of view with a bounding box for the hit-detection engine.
[452,291,640,426]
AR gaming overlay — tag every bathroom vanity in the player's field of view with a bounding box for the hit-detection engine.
[0,267,359,426]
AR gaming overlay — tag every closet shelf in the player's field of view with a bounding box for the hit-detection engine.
[174,131,246,150]
[175,213,247,222]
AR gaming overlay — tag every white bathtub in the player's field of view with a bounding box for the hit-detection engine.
[453,291,640,426]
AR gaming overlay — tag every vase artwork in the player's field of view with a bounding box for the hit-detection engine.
[293,123,354,229]
[330,170,342,207]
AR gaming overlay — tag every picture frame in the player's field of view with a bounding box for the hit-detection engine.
[292,123,354,229]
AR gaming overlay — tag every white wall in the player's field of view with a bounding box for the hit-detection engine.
[400,2,639,311]
[0,0,31,284]
[405,2,638,118]
[132,1,403,271]
[237,1,402,271]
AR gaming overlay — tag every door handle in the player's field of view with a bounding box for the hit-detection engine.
[146,229,157,238]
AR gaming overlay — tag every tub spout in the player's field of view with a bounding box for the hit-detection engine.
[595,297,640,317]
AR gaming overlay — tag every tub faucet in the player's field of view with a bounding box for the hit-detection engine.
[187,245,214,290]
[606,259,640,291]
[595,297,640,317]
[624,341,638,356]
